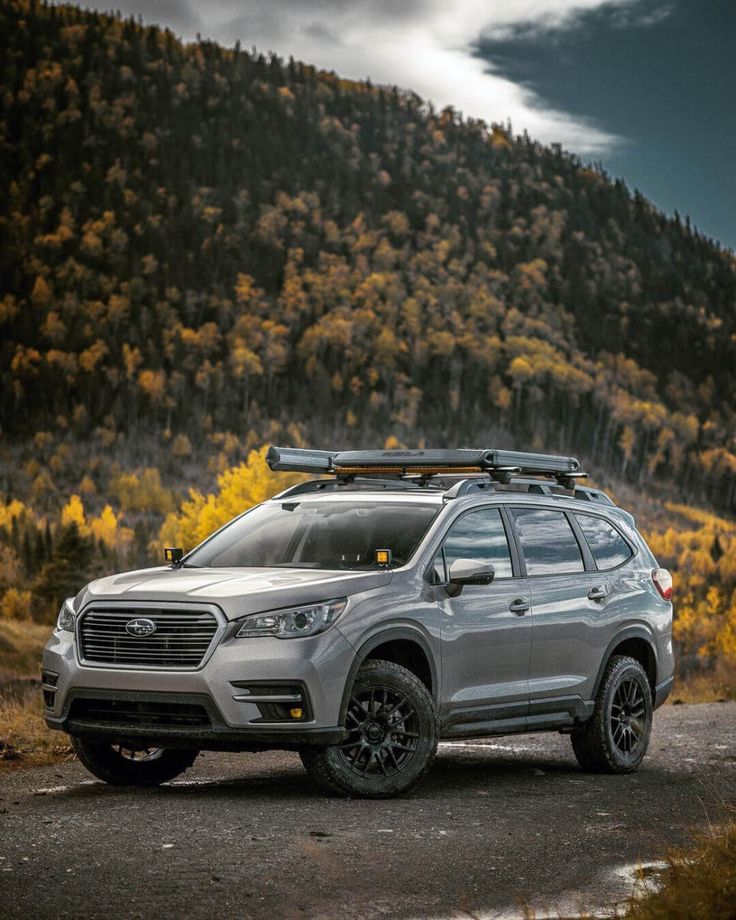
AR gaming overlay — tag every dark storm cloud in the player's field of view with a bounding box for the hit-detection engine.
[474,0,736,247]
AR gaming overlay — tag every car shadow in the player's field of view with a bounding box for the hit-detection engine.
[49,746,595,803]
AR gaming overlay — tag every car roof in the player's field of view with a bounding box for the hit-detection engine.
[266,487,623,514]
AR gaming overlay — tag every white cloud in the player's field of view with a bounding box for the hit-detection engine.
[76,0,655,154]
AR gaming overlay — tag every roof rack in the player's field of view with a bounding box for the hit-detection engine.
[266,446,583,482]
[264,446,614,504]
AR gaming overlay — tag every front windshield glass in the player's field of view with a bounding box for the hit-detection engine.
[185,500,440,570]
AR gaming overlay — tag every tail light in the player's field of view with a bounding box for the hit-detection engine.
[652,568,673,600]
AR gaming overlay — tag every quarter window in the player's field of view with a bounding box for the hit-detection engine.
[575,514,632,570]
[511,508,584,575]
[440,507,514,580]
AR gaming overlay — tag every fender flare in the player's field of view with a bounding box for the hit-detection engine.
[592,625,659,699]
[338,626,439,725]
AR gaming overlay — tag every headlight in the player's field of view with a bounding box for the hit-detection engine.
[236,598,347,639]
[56,597,77,632]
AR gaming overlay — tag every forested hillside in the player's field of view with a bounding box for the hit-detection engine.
[2,0,736,509]
[1,0,736,693]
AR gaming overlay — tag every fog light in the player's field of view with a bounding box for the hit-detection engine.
[290,707,303,719]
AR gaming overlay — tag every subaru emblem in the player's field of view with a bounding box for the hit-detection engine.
[125,617,157,638]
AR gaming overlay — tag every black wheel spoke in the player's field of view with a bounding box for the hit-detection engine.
[390,742,415,754]
[339,684,420,778]
[352,700,370,719]
[610,676,649,757]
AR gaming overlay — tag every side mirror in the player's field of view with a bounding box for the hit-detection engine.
[446,559,494,597]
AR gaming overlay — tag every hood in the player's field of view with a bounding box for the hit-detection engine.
[78,565,393,620]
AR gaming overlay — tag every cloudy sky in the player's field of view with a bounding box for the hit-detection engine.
[78,0,734,248]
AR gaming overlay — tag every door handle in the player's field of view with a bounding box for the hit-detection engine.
[587,585,608,601]
[509,599,530,615]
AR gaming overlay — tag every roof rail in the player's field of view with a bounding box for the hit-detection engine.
[266,446,583,481]
[443,477,614,504]
[272,477,444,500]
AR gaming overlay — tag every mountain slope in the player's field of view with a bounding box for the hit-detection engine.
[1,0,736,510]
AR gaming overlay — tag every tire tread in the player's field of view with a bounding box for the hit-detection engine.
[571,654,652,774]
[300,659,437,798]
[72,737,198,786]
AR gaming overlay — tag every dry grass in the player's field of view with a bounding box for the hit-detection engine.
[0,681,73,772]
[0,617,72,770]
[0,616,50,678]
[621,823,736,920]
[670,660,736,704]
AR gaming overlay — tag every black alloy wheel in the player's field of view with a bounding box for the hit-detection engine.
[571,654,653,774]
[339,685,420,777]
[72,736,198,785]
[299,659,437,798]
[610,676,647,756]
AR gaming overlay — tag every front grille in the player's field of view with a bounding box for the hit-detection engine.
[68,698,211,728]
[78,608,219,669]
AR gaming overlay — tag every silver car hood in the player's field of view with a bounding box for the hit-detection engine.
[77,566,393,621]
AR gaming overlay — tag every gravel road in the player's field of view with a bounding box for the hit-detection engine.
[1,702,735,920]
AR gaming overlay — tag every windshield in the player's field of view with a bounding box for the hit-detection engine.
[185,500,440,570]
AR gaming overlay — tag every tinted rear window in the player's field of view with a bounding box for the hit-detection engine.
[511,507,584,575]
[575,513,632,570]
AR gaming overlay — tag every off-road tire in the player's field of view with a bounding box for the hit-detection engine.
[72,737,199,786]
[571,654,653,774]
[300,659,437,798]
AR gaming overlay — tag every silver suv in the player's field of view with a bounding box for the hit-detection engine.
[43,447,674,798]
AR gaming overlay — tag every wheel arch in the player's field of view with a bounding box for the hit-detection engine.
[593,626,658,698]
[338,627,438,725]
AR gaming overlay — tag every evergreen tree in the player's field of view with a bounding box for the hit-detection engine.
[32,523,96,621]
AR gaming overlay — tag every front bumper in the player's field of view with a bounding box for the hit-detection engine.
[42,621,354,750]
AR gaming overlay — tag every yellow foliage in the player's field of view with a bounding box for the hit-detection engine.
[489,125,512,149]
[31,275,51,307]
[61,494,86,530]
[159,446,304,550]
[138,368,166,402]
[171,433,192,458]
[89,504,132,550]
[61,494,131,550]
[79,339,108,373]
[643,503,736,670]
[1,588,33,620]
[0,500,33,530]
[112,468,173,514]
[79,475,96,495]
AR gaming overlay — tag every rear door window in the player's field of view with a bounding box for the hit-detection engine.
[510,507,584,576]
[575,514,632,570]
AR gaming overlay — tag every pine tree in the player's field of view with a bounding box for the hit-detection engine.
[32,523,96,621]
